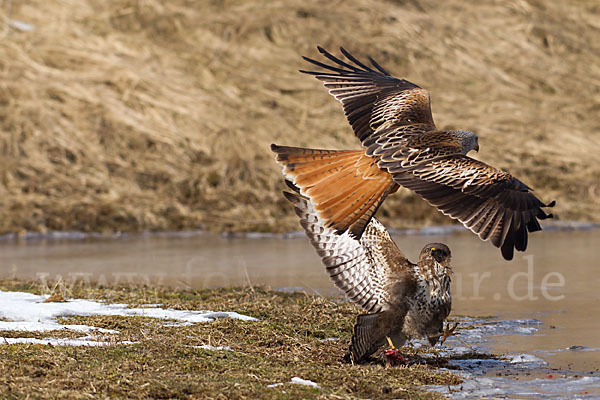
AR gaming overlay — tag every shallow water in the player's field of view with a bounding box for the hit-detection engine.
[1,227,599,391]
[425,316,600,399]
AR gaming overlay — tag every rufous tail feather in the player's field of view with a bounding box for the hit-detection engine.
[271,144,397,238]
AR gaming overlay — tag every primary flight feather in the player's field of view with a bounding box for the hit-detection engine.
[272,46,554,260]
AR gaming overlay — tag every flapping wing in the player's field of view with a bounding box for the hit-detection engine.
[283,183,410,312]
[300,46,435,143]
[388,156,554,260]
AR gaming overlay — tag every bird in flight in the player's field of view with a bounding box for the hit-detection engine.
[272,46,555,260]
[283,181,454,363]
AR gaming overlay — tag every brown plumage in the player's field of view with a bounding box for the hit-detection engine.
[283,182,452,363]
[272,145,398,237]
[272,46,555,260]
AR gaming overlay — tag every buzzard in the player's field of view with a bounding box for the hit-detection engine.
[283,181,453,363]
[271,47,555,260]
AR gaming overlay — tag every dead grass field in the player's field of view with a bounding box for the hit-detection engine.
[0,0,598,234]
[0,279,463,399]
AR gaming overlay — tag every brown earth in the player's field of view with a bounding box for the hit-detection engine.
[0,0,598,234]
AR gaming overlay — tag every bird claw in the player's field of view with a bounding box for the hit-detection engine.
[439,322,459,346]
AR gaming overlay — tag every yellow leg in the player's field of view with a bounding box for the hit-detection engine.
[386,336,396,350]
[439,322,459,346]
[383,336,404,367]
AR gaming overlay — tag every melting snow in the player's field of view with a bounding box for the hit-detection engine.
[1,337,135,346]
[290,377,319,388]
[193,345,233,351]
[267,377,320,389]
[0,290,257,346]
[318,337,339,342]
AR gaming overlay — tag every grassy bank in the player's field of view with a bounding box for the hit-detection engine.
[0,279,466,399]
[0,0,598,234]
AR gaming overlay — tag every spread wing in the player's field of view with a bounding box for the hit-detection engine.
[388,156,554,260]
[283,183,411,313]
[357,123,554,260]
[300,46,435,143]
[300,47,555,260]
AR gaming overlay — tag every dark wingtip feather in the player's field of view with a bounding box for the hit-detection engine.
[316,46,362,72]
[501,235,515,260]
[515,222,527,252]
[298,68,321,76]
[527,218,542,233]
[368,56,391,75]
[537,200,556,221]
[300,54,347,74]
[339,47,376,73]
[538,209,554,220]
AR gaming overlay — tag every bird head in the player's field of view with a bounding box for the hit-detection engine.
[453,130,479,154]
[420,243,452,264]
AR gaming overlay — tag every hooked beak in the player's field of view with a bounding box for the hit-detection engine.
[474,143,479,152]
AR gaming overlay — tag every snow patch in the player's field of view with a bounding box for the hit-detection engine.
[0,290,257,341]
[193,345,233,351]
[318,337,339,342]
[267,377,320,389]
[291,377,319,388]
[1,337,135,346]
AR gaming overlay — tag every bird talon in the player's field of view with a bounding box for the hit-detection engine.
[439,322,459,346]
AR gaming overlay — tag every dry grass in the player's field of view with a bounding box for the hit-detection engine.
[0,279,463,399]
[0,0,598,234]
